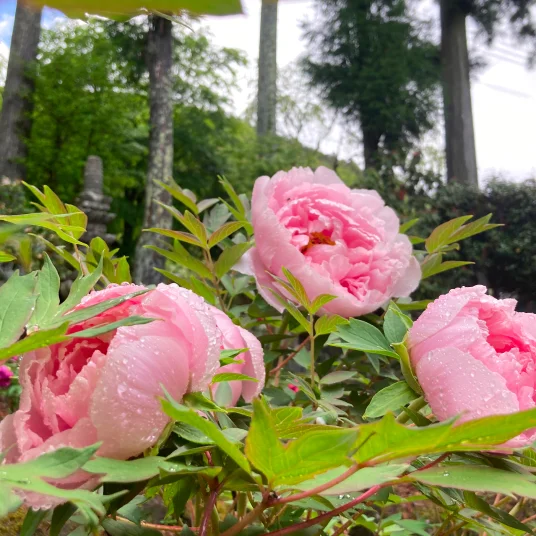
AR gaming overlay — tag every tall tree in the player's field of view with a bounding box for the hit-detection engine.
[303,0,440,170]
[0,0,42,180]
[257,0,278,136]
[134,14,174,285]
[440,0,535,187]
[440,0,478,188]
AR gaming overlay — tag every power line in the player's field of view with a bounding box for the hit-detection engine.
[475,81,532,99]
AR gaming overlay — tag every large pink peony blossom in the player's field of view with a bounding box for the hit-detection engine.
[211,307,265,406]
[408,285,536,447]
[0,283,222,505]
[238,167,420,317]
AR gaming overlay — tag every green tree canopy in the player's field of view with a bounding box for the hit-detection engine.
[303,0,441,169]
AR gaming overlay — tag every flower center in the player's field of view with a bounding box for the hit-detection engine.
[301,232,336,253]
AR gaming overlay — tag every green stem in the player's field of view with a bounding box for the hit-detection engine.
[396,396,426,424]
[211,506,220,536]
[310,315,315,387]
[237,492,247,519]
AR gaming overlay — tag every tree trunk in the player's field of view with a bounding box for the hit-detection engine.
[257,0,278,136]
[440,0,478,188]
[0,1,42,180]
[362,128,380,170]
[134,15,174,285]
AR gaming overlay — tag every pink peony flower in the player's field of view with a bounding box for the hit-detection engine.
[408,285,536,447]
[211,307,265,406]
[0,365,13,388]
[237,167,420,318]
[0,283,221,506]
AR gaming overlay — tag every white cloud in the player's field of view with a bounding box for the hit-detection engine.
[0,13,14,44]
[204,0,536,180]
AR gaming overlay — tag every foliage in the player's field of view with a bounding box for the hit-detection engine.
[29,0,243,18]
[1,180,536,536]
[303,0,441,168]
[408,179,536,311]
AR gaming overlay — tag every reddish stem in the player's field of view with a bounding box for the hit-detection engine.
[270,337,310,375]
[199,483,220,536]
[264,484,383,536]
[276,464,360,504]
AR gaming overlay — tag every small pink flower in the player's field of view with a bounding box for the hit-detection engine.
[0,365,13,388]
[0,283,221,507]
[288,383,299,393]
[237,167,420,318]
[210,307,265,406]
[408,285,536,447]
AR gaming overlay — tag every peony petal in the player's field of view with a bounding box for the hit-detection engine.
[239,328,265,402]
[415,347,520,424]
[145,284,221,392]
[90,327,190,459]
[408,286,488,350]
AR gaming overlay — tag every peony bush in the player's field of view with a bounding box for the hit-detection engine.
[1,169,536,536]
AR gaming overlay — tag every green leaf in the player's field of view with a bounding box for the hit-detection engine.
[0,272,38,348]
[212,372,259,383]
[425,215,474,253]
[293,464,408,496]
[314,315,348,336]
[214,242,253,279]
[309,294,337,315]
[463,491,531,532]
[0,250,16,263]
[220,348,247,361]
[281,267,311,309]
[449,213,502,243]
[245,398,357,486]
[423,260,474,279]
[399,218,419,234]
[0,322,69,361]
[29,254,61,329]
[319,371,357,385]
[84,456,169,483]
[56,258,104,316]
[383,306,412,345]
[63,289,151,326]
[161,392,250,473]
[183,392,226,412]
[156,180,199,214]
[219,176,245,217]
[0,211,72,225]
[32,0,243,17]
[392,339,422,395]
[0,487,22,517]
[147,244,213,280]
[396,300,431,311]
[50,503,77,536]
[208,221,244,248]
[1,445,105,517]
[354,407,536,465]
[394,519,431,536]
[146,228,202,247]
[101,518,162,536]
[71,316,155,339]
[410,465,536,498]
[197,198,219,213]
[363,382,418,419]
[21,509,48,536]
[182,211,208,244]
[328,319,399,359]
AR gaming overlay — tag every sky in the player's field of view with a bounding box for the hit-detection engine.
[0,0,535,181]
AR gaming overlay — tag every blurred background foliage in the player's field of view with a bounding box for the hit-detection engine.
[1,16,535,309]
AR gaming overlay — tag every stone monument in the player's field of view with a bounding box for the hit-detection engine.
[78,156,116,245]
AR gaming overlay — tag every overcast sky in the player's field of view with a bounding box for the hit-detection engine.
[1,0,535,181]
